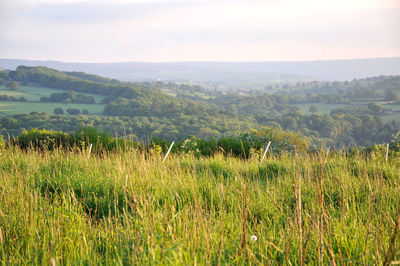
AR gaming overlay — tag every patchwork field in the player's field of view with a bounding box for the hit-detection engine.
[297,102,400,122]
[0,85,105,115]
[0,101,105,115]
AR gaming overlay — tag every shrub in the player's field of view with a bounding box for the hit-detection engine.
[6,81,19,91]
[66,108,81,115]
[54,108,64,115]
[197,127,309,158]
[13,128,69,150]
[150,137,174,153]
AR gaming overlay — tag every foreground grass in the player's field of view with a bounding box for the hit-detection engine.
[0,148,399,264]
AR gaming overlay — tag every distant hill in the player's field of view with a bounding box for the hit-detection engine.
[1,58,399,89]
[1,65,399,146]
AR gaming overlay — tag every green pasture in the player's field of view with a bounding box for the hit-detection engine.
[296,103,350,115]
[0,101,105,115]
[0,85,104,103]
[297,102,400,122]
[382,103,400,122]
[0,84,106,115]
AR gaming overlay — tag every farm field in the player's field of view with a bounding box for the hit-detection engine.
[0,85,106,116]
[382,104,400,122]
[0,147,399,264]
[0,85,104,102]
[0,101,105,115]
[296,103,350,115]
[297,102,400,122]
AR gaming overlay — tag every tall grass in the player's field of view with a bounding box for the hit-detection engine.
[0,147,399,264]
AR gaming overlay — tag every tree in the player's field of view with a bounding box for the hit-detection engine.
[384,89,400,102]
[82,109,89,115]
[54,108,64,115]
[0,78,3,85]
[284,116,298,131]
[309,105,318,113]
[66,108,81,115]
[6,81,19,91]
[367,103,382,115]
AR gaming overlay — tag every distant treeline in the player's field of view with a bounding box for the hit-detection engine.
[0,94,26,101]
[40,91,95,104]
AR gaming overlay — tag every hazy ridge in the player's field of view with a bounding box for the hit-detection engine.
[1,58,400,89]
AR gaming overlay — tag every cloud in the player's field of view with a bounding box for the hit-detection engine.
[0,0,399,62]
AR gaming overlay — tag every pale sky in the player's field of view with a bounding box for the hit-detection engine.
[0,0,399,62]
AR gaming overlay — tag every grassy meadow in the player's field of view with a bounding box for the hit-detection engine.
[0,101,105,116]
[297,102,400,122]
[297,103,350,115]
[0,147,399,264]
[0,85,105,116]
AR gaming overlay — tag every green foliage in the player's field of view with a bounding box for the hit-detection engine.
[5,81,19,91]
[385,88,400,102]
[147,128,309,158]
[9,65,146,99]
[54,107,64,114]
[7,126,308,160]
[66,108,81,115]
[309,104,318,113]
[73,127,114,150]
[2,65,400,149]
[13,128,69,150]
[0,94,26,101]
[10,127,140,153]
[40,90,95,104]
[367,102,382,115]
[150,137,174,153]
[206,128,308,158]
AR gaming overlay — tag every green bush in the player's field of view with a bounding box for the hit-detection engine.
[11,127,140,153]
[175,128,309,158]
[6,81,19,91]
[8,126,309,157]
[13,128,69,150]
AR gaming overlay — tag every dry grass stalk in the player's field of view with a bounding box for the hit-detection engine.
[266,189,284,215]
[297,171,303,265]
[239,184,248,259]
[383,207,400,266]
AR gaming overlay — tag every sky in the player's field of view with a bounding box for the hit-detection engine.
[0,0,399,62]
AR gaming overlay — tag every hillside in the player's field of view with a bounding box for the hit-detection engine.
[0,66,399,147]
[1,58,400,87]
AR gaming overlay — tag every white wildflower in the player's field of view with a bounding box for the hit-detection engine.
[250,235,257,242]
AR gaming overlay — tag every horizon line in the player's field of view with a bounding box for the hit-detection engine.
[1,56,400,65]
